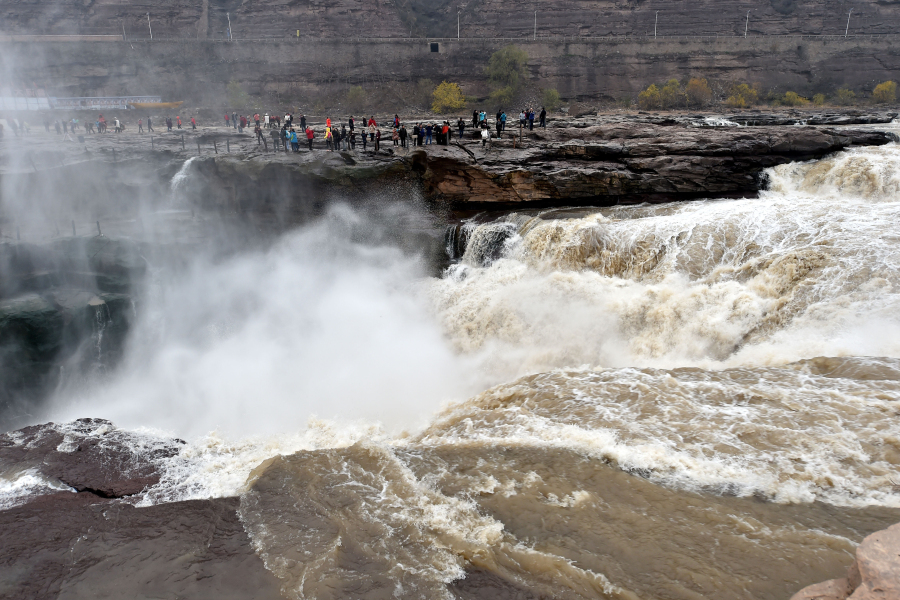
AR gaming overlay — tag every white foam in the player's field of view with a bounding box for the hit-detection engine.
[0,470,75,510]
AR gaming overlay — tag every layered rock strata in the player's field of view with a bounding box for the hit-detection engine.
[2,36,900,105]
[417,123,893,204]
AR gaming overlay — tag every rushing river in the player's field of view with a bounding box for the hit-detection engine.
[7,143,900,599]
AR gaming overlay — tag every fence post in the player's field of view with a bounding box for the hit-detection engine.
[96,221,102,236]
[197,140,201,153]
[151,136,154,150]
[227,139,230,153]
[214,141,218,154]
[182,134,185,150]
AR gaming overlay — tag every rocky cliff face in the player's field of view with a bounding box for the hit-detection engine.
[418,122,894,204]
[2,36,899,106]
[2,0,899,38]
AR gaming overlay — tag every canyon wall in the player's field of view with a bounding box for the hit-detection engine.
[2,0,900,39]
[1,36,898,106]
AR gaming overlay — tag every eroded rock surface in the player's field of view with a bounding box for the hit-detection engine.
[0,418,182,501]
[418,124,892,204]
[790,522,900,600]
[0,494,284,600]
[0,420,284,599]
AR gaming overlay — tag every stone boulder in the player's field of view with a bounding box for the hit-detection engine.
[790,522,900,600]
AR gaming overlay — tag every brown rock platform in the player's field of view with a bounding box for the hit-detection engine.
[0,419,285,600]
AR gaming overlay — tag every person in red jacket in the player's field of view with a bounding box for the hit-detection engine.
[190,116,197,130]
[224,113,230,127]
[176,116,182,129]
[368,116,376,127]
[306,126,314,151]
[254,113,260,128]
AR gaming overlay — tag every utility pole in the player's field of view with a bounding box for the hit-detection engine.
[654,11,658,38]
[147,13,152,40]
[122,22,126,41]
[534,10,537,40]
[227,12,233,40]
[845,8,852,37]
[458,9,460,39]
[745,10,750,37]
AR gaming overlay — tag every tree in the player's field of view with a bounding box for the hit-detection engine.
[485,45,529,90]
[685,78,713,107]
[226,79,250,108]
[782,91,810,106]
[812,93,826,106]
[873,81,897,104]
[637,84,662,110]
[725,83,758,108]
[432,81,466,113]
[541,88,561,111]
[835,88,856,105]
[659,79,685,109]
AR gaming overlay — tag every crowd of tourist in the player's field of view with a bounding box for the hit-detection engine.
[0,106,548,153]
[256,106,548,153]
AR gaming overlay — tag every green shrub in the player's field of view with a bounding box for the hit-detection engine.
[347,85,366,111]
[835,88,856,105]
[432,81,466,113]
[541,88,561,111]
[637,84,662,110]
[226,79,250,108]
[488,86,515,105]
[485,45,529,89]
[873,81,897,104]
[685,78,713,107]
[812,93,826,106]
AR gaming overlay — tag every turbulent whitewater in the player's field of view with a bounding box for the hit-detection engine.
[5,143,900,599]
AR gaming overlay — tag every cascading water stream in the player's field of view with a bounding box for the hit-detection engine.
[169,156,199,207]
[6,143,900,600]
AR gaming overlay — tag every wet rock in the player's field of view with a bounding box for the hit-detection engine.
[725,111,898,127]
[790,578,852,600]
[0,291,133,431]
[0,237,146,299]
[419,125,892,205]
[0,495,284,600]
[849,522,900,599]
[790,522,900,600]
[0,419,182,500]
